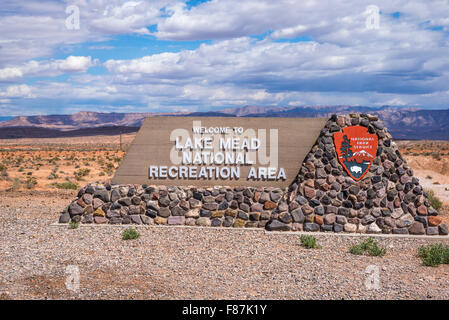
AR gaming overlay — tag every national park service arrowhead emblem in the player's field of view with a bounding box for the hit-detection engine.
[333,126,378,181]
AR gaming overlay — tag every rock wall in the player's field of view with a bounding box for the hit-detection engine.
[59,114,448,236]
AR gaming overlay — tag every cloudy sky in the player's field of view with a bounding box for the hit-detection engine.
[0,0,448,116]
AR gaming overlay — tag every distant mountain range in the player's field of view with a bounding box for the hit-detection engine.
[0,105,448,140]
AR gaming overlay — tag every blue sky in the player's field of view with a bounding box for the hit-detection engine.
[0,0,449,116]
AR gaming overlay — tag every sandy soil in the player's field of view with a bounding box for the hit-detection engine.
[0,191,448,300]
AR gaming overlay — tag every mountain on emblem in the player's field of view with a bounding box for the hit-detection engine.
[333,126,378,181]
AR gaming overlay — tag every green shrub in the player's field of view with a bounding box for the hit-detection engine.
[122,228,140,240]
[431,153,441,161]
[104,162,115,175]
[54,181,78,190]
[74,168,90,181]
[418,244,449,267]
[47,172,59,180]
[11,178,22,190]
[349,237,386,257]
[25,176,37,189]
[300,235,321,249]
[425,189,442,212]
[0,168,8,179]
[69,221,79,229]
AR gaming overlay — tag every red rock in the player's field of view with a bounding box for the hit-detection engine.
[254,191,260,202]
[305,179,314,188]
[383,160,394,169]
[76,198,87,208]
[321,183,330,191]
[428,216,442,226]
[315,215,323,225]
[264,201,277,210]
[94,216,108,224]
[304,187,315,199]
[305,161,315,172]
[417,205,428,215]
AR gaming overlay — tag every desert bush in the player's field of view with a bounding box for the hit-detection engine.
[47,172,59,180]
[300,235,321,249]
[418,244,449,267]
[74,168,90,181]
[431,153,441,161]
[0,165,8,180]
[54,181,78,190]
[122,228,140,240]
[104,162,115,175]
[11,178,22,190]
[425,189,442,211]
[25,177,37,189]
[69,221,79,229]
[349,237,386,257]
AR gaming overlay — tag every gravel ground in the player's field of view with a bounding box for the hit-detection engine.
[0,191,449,300]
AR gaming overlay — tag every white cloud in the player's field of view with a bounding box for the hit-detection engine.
[57,56,96,73]
[0,56,96,81]
[0,85,34,98]
[0,67,23,80]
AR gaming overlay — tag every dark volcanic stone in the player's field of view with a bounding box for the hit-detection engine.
[119,198,132,206]
[171,206,186,216]
[69,202,84,216]
[130,215,142,224]
[146,209,157,218]
[93,189,110,202]
[392,228,408,235]
[333,223,343,233]
[193,192,203,201]
[110,189,121,202]
[200,209,211,217]
[266,220,291,231]
[304,223,319,232]
[237,211,249,220]
[71,215,81,223]
[158,207,171,218]
[439,224,449,235]
[211,218,222,227]
[426,227,439,236]
[203,203,218,211]
[59,211,70,223]
[223,216,234,227]
[158,197,170,207]
[279,212,292,224]
[415,215,428,227]
[408,221,425,235]
[239,203,250,212]
[291,208,305,223]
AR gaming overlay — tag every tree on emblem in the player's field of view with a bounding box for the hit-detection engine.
[340,135,353,162]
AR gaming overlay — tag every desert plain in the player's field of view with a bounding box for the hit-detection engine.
[0,134,448,299]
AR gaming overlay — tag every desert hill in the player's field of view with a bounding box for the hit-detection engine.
[1,106,448,140]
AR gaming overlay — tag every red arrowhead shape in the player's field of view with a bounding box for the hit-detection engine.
[333,126,378,181]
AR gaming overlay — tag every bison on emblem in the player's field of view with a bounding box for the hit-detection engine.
[333,126,378,181]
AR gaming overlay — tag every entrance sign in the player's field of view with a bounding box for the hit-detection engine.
[112,117,327,187]
[333,125,378,181]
